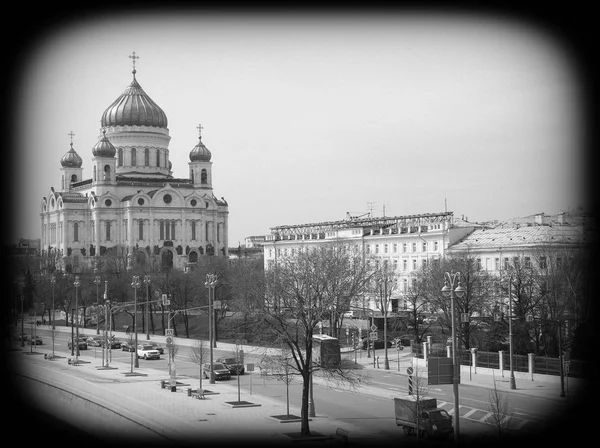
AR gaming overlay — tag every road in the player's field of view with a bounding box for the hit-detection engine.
[23,327,569,442]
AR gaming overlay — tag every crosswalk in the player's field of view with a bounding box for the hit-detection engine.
[437,400,538,431]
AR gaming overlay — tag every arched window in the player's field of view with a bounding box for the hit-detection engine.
[156,150,160,167]
[138,220,144,240]
[201,169,207,184]
[73,222,79,242]
[189,251,198,263]
[145,148,150,166]
[131,148,137,166]
[104,165,111,180]
[71,174,78,183]
[191,221,196,240]
[118,148,123,167]
[93,165,97,181]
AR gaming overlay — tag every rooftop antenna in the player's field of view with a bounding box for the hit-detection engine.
[367,201,376,217]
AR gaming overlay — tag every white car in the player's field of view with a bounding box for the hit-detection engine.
[136,344,160,360]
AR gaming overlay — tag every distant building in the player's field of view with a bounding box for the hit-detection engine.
[448,209,593,273]
[39,55,229,274]
[244,235,266,248]
[264,212,476,315]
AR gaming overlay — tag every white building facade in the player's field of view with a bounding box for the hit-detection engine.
[40,61,229,273]
[263,212,475,316]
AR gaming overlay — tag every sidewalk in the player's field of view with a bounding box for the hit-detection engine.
[6,325,591,446]
[345,347,588,402]
[5,327,380,446]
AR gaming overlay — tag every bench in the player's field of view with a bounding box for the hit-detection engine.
[336,428,350,443]
[191,389,205,400]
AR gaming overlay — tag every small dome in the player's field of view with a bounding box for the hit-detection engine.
[189,136,212,162]
[101,71,168,129]
[92,129,116,157]
[61,143,83,168]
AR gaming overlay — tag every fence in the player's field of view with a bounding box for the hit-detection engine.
[412,344,587,379]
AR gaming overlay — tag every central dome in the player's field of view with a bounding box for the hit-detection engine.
[101,71,168,129]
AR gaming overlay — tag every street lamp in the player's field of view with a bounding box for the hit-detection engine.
[507,278,516,390]
[205,274,217,384]
[50,276,56,358]
[441,272,466,442]
[131,275,141,368]
[94,274,101,335]
[144,275,151,340]
[74,275,81,364]
[18,278,25,348]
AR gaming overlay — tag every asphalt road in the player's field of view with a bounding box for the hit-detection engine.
[10,326,578,445]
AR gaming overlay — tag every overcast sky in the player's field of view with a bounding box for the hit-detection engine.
[13,11,585,246]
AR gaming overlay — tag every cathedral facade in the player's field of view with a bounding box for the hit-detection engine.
[40,57,229,273]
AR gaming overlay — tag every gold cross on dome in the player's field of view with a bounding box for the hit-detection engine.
[197,124,204,138]
[68,131,75,145]
[129,51,139,70]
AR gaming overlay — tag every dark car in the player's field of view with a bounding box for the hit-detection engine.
[121,341,136,352]
[68,337,88,350]
[148,342,164,354]
[202,362,231,380]
[27,335,43,345]
[361,339,393,350]
[104,337,122,349]
[216,357,245,375]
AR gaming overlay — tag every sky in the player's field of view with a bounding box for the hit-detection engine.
[12,11,586,247]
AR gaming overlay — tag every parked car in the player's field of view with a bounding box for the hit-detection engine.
[27,335,43,345]
[107,338,122,349]
[68,337,88,350]
[136,344,160,360]
[202,362,231,380]
[86,336,103,347]
[216,357,245,375]
[121,341,136,352]
[13,332,30,341]
[148,342,164,354]
[361,339,393,350]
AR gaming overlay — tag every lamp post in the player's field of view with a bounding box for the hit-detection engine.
[18,278,25,348]
[94,274,101,335]
[205,274,217,384]
[441,272,466,442]
[144,275,151,340]
[74,275,81,364]
[50,276,56,357]
[507,278,516,390]
[131,276,141,368]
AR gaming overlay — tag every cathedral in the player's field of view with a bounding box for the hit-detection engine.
[40,54,229,273]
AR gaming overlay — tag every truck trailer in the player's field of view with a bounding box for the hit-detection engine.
[393,396,453,439]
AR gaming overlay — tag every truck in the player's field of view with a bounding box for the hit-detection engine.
[393,396,453,439]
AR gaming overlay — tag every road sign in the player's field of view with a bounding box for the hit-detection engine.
[166,336,173,345]
[371,324,378,331]
[213,300,222,309]
[427,357,457,385]
[406,367,413,375]
[369,331,378,341]
[166,329,174,337]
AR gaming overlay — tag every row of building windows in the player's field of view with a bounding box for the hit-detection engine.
[117,147,166,168]
[366,241,439,254]
[476,255,566,271]
[58,220,223,245]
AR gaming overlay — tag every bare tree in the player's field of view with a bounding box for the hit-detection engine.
[246,242,372,436]
[189,339,208,391]
[487,373,514,437]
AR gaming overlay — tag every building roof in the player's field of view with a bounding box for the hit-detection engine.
[449,225,586,251]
